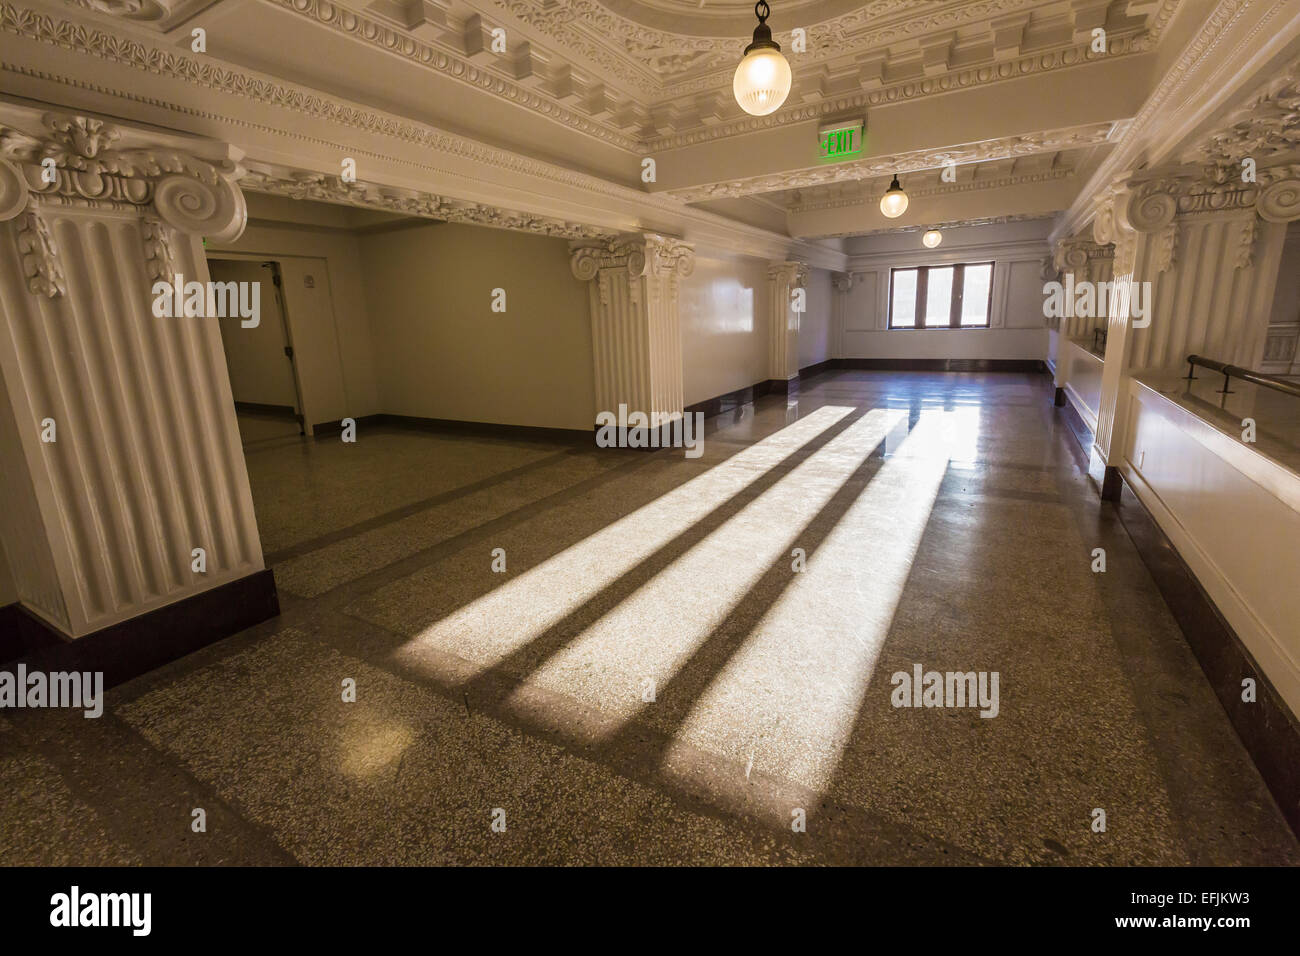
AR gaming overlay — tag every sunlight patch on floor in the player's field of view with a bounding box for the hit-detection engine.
[398,405,856,674]
[662,408,953,799]
[505,408,905,730]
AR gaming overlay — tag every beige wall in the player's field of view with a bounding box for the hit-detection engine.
[800,267,833,370]
[840,220,1051,361]
[681,254,770,406]
[359,223,596,431]
[207,219,380,429]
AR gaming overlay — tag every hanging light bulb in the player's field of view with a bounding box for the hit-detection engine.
[922,229,942,248]
[880,175,908,218]
[733,1,792,117]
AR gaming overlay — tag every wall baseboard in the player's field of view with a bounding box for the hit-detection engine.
[234,401,297,417]
[1055,390,1094,459]
[830,358,1048,373]
[1113,475,1300,838]
[312,414,591,445]
[800,358,835,380]
[0,570,280,689]
[324,360,1046,443]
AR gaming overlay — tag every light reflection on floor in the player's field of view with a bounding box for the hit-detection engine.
[398,405,857,678]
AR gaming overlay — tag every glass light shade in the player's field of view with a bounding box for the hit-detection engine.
[733,48,792,116]
[880,178,908,218]
[922,229,943,248]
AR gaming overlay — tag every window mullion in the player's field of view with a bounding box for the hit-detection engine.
[950,264,964,328]
[916,267,929,327]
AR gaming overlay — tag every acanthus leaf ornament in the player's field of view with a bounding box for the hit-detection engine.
[15,206,65,298]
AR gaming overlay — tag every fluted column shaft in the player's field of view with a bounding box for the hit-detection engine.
[0,108,260,637]
[570,233,695,426]
[767,261,809,384]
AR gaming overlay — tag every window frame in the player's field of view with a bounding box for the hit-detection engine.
[888,261,995,330]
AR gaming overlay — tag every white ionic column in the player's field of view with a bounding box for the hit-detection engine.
[569,233,695,427]
[767,260,809,390]
[1091,167,1300,475]
[0,108,261,637]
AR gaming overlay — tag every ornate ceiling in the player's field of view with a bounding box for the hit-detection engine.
[66,0,1180,147]
[33,0,1207,241]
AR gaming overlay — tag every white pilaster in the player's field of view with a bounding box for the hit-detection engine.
[0,107,261,637]
[569,232,695,426]
[767,260,809,385]
[830,271,854,361]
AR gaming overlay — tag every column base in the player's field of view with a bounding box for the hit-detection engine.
[0,570,279,688]
[767,377,799,401]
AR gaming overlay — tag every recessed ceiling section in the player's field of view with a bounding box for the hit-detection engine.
[667,121,1124,202]
[209,0,1182,150]
[783,143,1115,238]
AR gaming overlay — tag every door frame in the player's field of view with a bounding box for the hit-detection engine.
[207,253,310,437]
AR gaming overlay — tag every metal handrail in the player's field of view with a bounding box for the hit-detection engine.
[1186,355,1300,400]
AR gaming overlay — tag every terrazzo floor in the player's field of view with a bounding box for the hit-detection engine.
[2,370,1296,865]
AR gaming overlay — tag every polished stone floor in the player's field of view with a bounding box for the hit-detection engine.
[3,371,1296,865]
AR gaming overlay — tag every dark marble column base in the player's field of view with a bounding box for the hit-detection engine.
[0,569,279,690]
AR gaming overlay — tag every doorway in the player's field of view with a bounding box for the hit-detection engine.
[210,258,305,446]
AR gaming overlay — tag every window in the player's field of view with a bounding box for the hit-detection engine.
[889,262,994,329]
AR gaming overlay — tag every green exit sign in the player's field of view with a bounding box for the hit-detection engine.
[819,119,864,161]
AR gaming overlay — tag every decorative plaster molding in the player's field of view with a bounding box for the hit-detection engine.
[570,232,696,280]
[767,260,809,289]
[669,122,1118,202]
[1052,236,1113,283]
[1054,0,1289,241]
[13,205,65,297]
[241,164,614,241]
[141,215,178,281]
[645,37,1147,152]
[832,271,854,293]
[496,0,1164,107]
[787,166,1075,214]
[64,0,169,19]
[0,111,247,296]
[0,4,847,271]
[61,0,1165,152]
[265,0,642,151]
[1119,161,1300,234]
[811,212,1057,242]
[1184,60,1300,169]
[1233,216,1258,270]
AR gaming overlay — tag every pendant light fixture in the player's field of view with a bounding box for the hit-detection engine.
[880,175,908,218]
[733,1,792,117]
[922,228,942,248]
